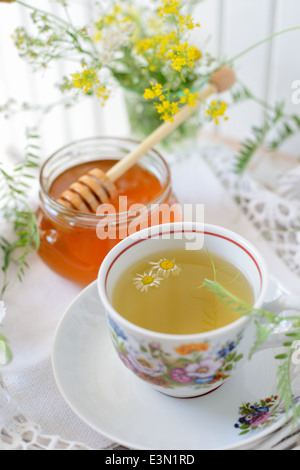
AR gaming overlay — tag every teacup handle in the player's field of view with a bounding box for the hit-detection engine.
[263,294,300,315]
[257,290,300,351]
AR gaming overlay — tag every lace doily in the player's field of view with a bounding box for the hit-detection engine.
[0,376,90,450]
[0,375,128,450]
[201,143,300,278]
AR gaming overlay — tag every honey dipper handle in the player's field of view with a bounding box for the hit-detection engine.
[107,66,236,183]
[106,83,217,183]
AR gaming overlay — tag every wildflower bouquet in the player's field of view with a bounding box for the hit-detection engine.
[11,0,228,144]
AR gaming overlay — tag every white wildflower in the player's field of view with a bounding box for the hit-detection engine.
[149,258,182,278]
[133,270,163,293]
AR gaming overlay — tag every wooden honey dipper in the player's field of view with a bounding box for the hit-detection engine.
[56,66,236,213]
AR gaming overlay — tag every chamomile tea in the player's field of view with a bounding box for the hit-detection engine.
[112,248,254,335]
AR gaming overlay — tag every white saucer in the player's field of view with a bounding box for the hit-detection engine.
[52,280,296,450]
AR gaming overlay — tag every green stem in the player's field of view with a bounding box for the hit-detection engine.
[65,30,96,59]
[278,349,298,418]
[237,80,293,120]
[15,0,99,61]
[228,26,300,64]
[15,0,70,28]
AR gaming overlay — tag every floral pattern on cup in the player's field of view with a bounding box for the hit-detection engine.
[107,316,244,390]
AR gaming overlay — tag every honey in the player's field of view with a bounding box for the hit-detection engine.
[37,137,177,285]
[49,160,163,209]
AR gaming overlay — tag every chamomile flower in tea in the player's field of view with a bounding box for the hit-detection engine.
[133,271,163,293]
[112,248,254,335]
[149,258,182,278]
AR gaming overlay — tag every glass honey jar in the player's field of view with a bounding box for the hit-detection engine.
[37,136,179,286]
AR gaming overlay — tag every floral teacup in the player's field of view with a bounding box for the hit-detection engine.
[97,222,300,398]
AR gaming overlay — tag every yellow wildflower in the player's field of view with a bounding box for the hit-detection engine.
[178,15,200,31]
[152,82,163,97]
[93,4,138,42]
[72,67,99,93]
[158,0,182,17]
[186,45,202,67]
[180,88,199,106]
[157,32,179,58]
[101,4,122,27]
[12,28,26,50]
[168,42,202,72]
[96,86,110,105]
[206,100,228,125]
[135,37,155,53]
[143,88,155,100]
[113,5,122,15]
[156,99,179,122]
[144,84,201,122]
[135,32,178,61]
[143,82,163,100]
[93,30,102,42]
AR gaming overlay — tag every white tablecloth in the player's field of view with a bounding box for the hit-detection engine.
[1,142,299,449]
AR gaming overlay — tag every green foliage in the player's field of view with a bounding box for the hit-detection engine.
[269,114,300,151]
[235,113,278,173]
[231,84,300,173]
[203,278,300,425]
[13,4,96,69]
[0,130,41,298]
